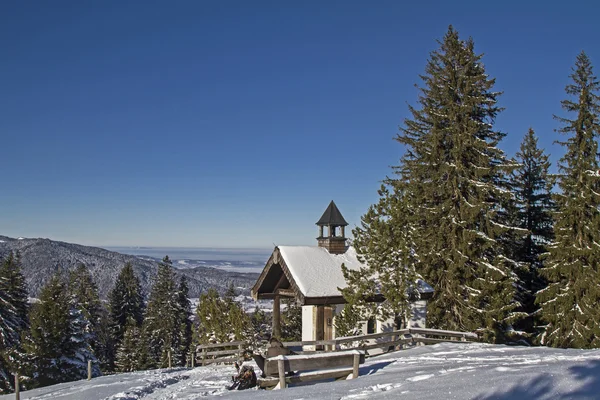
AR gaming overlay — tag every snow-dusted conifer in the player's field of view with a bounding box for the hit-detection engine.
[379,26,519,341]
[280,298,302,341]
[0,252,29,394]
[68,264,102,365]
[143,256,180,368]
[537,52,600,348]
[195,288,249,344]
[175,276,192,366]
[114,318,142,372]
[23,275,84,387]
[338,186,418,336]
[109,263,144,340]
[508,129,555,336]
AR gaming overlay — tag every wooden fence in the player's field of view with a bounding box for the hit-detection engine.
[195,341,246,366]
[279,327,478,354]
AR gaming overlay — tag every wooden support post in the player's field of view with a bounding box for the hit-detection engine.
[238,343,243,362]
[191,351,195,368]
[14,374,20,400]
[273,295,281,339]
[277,358,286,389]
[168,349,172,368]
[352,353,360,379]
[87,360,92,380]
[316,305,324,351]
[202,348,207,366]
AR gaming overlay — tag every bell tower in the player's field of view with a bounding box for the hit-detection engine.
[316,200,348,254]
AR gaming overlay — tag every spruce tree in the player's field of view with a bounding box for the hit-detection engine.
[509,129,555,336]
[175,276,192,366]
[280,298,302,341]
[68,264,102,363]
[0,252,29,394]
[250,305,270,341]
[143,256,180,368]
[537,51,600,348]
[351,26,520,342]
[339,186,419,336]
[195,288,249,344]
[114,318,142,372]
[23,275,95,387]
[108,262,144,363]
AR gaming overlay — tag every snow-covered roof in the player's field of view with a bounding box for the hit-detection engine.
[252,245,433,301]
[278,246,364,298]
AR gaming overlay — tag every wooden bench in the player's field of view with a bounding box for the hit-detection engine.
[257,350,365,389]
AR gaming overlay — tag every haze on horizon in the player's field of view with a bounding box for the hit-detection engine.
[2,1,598,248]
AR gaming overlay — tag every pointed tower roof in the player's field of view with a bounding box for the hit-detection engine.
[316,200,348,226]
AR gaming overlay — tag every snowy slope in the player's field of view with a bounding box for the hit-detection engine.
[3,342,600,400]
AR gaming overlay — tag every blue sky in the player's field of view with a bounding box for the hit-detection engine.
[1,1,598,248]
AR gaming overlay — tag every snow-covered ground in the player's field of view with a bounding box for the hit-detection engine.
[3,342,600,400]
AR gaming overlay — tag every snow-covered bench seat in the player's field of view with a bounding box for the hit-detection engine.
[257,350,365,389]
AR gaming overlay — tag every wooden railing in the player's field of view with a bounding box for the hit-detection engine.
[281,327,478,354]
[196,341,246,366]
[193,328,478,365]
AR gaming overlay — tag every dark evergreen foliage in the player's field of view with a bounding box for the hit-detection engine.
[23,275,97,388]
[175,276,193,366]
[195,288,250,344]
[143,256,181,368]
[114,318,143,372]
[280,298,302,341]
[508,129,555,336]
[0,252,29,394]
[537,52,600,348]
[108,262,144,369]
[338,186,418,336]
[342,27,521,342]
[68,264,103,362]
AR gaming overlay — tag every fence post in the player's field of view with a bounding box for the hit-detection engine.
[277,358,286,389]
[352,353,360,379]
[14,374,20,400]
[168,349,172,368]
[238,343,243,362]
[202,348,207,366]
[191,351,195,368]
[87,360,92,380]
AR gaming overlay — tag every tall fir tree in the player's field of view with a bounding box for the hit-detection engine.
[338,185,419,336]
[361,26,520,342]
[537,51,600,348]
[143,256,180,368]
[175,276,192,366]
[114,318,143,372]
[0,252,29,394]
[68,264,102,366]
[508,129,555,336]
[195,288,250,344]
[108,262,144,369]
[23,275,97,388]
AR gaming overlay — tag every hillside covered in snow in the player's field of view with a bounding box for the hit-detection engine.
[2,342,599,400]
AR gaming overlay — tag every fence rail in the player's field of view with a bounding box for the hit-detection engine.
[196,342,246,366]
[194,328,478,365]
[281,327,478,354]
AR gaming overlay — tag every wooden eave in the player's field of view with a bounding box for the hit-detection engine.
[251,247,305,304]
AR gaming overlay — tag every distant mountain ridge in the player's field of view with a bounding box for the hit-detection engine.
[0,235,260,299]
